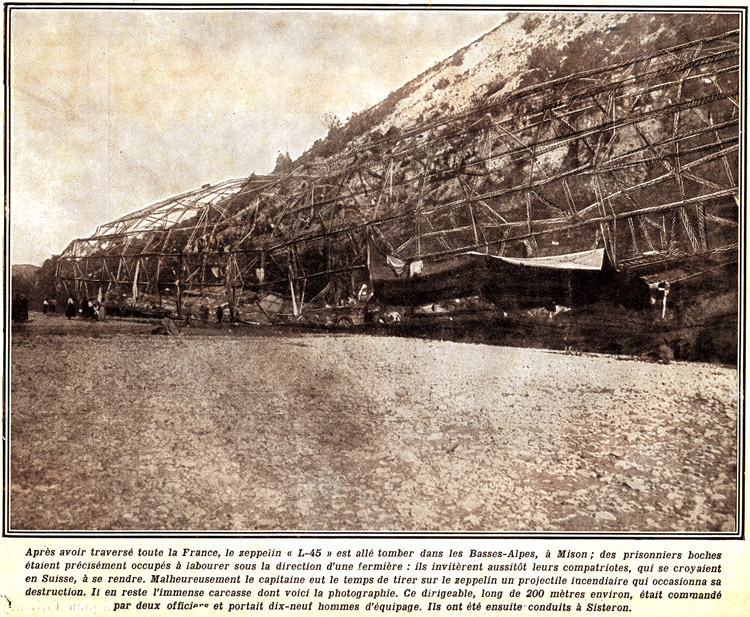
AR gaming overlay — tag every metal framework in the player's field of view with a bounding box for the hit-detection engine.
[57,29,740,317]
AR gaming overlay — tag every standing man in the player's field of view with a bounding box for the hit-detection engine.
[66,296,76,319]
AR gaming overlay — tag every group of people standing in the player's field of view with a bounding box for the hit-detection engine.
[65,296,105,320]
[191,303,238,325]
[11,295,57,322]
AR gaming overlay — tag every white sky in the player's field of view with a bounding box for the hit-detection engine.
[9,8,505,265]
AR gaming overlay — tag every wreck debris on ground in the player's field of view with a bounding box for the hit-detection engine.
[54,16,739,352]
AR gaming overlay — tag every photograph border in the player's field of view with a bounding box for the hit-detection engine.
[3,1,746,540]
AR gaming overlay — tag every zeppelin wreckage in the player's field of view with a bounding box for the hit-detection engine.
[56,20,740,361]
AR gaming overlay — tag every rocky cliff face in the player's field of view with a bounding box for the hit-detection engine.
[300,11,738,160]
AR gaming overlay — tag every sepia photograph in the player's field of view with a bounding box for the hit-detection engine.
[7,6,742,533]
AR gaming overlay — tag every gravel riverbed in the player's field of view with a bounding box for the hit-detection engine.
[10,314,738,532]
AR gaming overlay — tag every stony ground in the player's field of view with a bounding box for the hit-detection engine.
[10,313,738,532]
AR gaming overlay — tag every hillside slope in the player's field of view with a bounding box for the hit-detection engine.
[295,11,738,166]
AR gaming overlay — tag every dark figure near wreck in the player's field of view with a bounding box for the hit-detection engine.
[11,295,29,323]
[66,296,76,319]
[215,304,224,326]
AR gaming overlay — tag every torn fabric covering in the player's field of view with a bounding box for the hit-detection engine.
[409,260,424,277]
[470,247,605,270]
[387,255,406,276]
[255,267,265,283]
